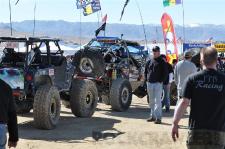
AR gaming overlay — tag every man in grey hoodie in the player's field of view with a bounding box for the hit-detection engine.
[174,50,197,106]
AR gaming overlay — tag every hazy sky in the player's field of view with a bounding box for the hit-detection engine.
[0,0,224,25]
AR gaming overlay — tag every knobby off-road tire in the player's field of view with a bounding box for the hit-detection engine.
[70,79,98,117]
[33,85,61,130]
[73,49,105,77]
[110,78,132,112]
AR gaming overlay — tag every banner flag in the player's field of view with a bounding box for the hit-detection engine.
[95,14,107,36]
[120,0,130,21]
[83,0,101,16]
[161,13,178,64]
[76,0,92,9]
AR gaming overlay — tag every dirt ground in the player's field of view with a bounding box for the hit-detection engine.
[15,96,189,149]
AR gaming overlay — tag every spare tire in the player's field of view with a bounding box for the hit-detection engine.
[73,48,105,77]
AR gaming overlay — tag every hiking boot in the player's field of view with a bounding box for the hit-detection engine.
[147,117,155,122]
[154,119,162,124]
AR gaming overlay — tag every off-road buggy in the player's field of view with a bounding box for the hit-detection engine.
[64,37,146,117]
[0,37,77,129]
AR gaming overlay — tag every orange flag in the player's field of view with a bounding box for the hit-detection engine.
[161,13,178,64]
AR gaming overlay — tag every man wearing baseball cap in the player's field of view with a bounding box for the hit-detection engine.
[144,46,168,124]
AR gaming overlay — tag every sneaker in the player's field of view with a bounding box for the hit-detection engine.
[147,117,155,122]
[154,119,162,124]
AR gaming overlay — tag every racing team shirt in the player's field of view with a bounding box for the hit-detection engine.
[182,68,225,131]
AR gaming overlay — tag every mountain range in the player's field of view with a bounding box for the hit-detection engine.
[0,20,225,43]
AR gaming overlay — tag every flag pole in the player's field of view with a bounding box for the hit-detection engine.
[33,1,37,37]
[134,0,147,47]
[97,11,100,28]
[79,9,82,49]
[8,0,13,36]
[182,0,185,43]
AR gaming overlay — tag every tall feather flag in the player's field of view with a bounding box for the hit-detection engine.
[161,13,178,64]
[120,0,130,21]
[163,0,181,7]
[95,14,107,37]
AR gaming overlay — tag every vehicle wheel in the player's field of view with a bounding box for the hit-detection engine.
[110,78,132,111]
[16,102,33,114]
[70,79,98,117]
[33,85,61,130]
[170,82,178,106]
[101,95,110,105]
[73,48,105,77]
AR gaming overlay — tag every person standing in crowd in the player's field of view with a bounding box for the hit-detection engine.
[172,59,178,69]
[174,51,197,106]
[0,79,18,149]
[161,55,174,112]
[144,46,168,124]
[172,47,225,148]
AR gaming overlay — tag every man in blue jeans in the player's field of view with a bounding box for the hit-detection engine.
[0,79,18,149]
[144,46,168,124]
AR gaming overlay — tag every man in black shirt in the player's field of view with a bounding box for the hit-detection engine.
[171,47,225,148]
[144,46,168,124]
[0,79,18,149]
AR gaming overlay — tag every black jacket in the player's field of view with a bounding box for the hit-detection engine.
[0,79,18,142]
[144,57,168,83]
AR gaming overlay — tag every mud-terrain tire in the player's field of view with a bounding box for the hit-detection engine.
[33,85,61,130]
[110,78,132,111]
[70,79,98,117]
[73,49,105,77]
[170,82,178,106]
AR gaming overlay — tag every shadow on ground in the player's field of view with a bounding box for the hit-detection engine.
[102,103,189,120]
[18,116,122,143]
[102,104,150,120]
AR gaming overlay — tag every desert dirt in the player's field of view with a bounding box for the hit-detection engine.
[15,96,189,149]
